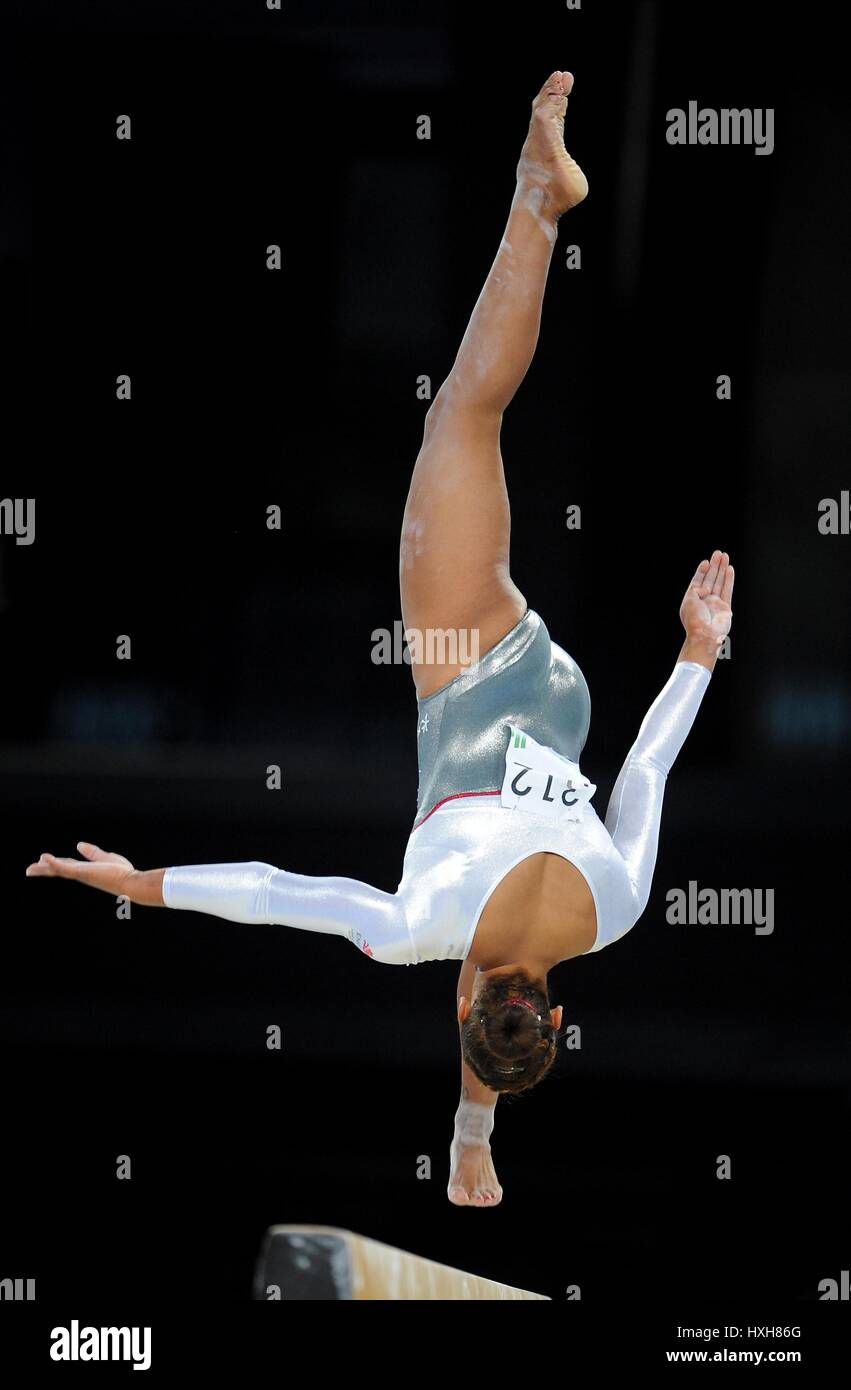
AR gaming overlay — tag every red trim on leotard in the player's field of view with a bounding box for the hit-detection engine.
[413,788,501,830]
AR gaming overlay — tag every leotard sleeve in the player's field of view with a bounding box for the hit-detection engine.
[603,660,712,923]
[162,861,415,965]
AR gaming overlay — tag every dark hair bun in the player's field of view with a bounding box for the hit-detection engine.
[486,1004,542,1060]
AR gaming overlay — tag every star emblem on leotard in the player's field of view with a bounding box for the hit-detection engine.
[417,713,430,736]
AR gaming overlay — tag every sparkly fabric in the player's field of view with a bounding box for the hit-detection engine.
[413,609,591,826]
[163,640,711,964]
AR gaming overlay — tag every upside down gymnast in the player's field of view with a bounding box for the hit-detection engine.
[27,71,734,1208]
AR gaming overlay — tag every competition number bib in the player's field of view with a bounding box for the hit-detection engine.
[501,725,596,821]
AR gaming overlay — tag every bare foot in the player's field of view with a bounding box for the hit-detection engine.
[448,1140,504,1208]
[515,70,588,223]
[447,1100,503,1207]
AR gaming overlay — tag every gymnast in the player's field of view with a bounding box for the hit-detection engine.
[27,72,734,1208]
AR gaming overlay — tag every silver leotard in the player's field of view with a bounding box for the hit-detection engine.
[161,608,712,964]
[414,609,590,825]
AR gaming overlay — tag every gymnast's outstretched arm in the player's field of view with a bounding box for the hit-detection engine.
[25,848,415,964]
[604,551,734,920]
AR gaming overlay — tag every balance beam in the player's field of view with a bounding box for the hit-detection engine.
[254,1225,550,1301]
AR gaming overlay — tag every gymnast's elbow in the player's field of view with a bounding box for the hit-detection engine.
[634,902,654,933]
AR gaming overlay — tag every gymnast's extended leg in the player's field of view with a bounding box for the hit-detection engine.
[399,70,588,700]
[397,71,588,1204]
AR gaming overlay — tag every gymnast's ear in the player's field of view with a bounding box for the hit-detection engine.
[549,1005,563,1030]
[457,996,471,1024]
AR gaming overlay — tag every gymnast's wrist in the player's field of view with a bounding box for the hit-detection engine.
[677,634,719,672]
[131,867,167,907]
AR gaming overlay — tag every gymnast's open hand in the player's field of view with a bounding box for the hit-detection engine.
[25,843,165,906]
[678,549,735,668]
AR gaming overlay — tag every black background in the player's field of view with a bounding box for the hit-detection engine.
[2,0,849,1341]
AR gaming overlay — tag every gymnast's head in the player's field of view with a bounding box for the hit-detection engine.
[458,963,562,1095]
